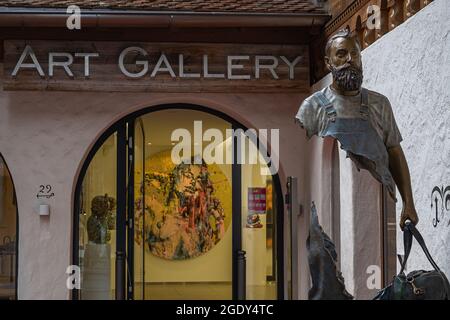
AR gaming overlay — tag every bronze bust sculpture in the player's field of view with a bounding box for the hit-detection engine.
[296,28,418,229]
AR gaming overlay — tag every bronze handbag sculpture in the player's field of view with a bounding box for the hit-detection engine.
[374,221,450,300]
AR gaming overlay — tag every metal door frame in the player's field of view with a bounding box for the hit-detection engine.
[72,104,285,300]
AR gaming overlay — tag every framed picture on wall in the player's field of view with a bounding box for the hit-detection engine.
[247,187,266,214]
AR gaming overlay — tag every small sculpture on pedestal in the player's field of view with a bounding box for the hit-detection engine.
[87,194,115,244]
[83,194,116,300]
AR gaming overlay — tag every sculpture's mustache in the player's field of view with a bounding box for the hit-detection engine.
[334,63,351,71]
[334,63,361,73]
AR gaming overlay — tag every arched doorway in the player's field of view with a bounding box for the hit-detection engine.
[73,104,284,300]
[0,154,18,300]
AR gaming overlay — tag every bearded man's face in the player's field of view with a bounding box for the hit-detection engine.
[326,37,363,92]
[331,63,363,92]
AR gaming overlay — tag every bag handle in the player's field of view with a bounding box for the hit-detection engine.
[399,221,450,299]
[399,223,413,274]
[399,221,441,274]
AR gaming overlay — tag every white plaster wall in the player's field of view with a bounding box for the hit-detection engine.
[0,82,308,299]
[362,0,450,277]
[337,147,355,295]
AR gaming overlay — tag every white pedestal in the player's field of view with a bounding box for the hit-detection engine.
[243,224,266,286]
[82,243,111,300]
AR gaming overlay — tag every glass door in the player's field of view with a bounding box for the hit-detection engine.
[75,106,284,300]
[239,133,279,300]
[76,132,118,300]
[0,155,18,300]
[74,123,130,300]
[131,109,233,300]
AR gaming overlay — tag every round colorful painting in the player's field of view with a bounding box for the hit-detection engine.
[134,151,231,260]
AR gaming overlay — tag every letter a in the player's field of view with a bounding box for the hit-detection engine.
[12,45,45,77]
[66,265,81,290]
[366,265,381,290]
[66,5,81,30]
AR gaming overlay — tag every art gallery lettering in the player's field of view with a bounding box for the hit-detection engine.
[11,45,303,80]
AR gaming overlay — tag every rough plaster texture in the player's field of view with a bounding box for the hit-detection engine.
[0,86,308,299]
[362,0,450,277]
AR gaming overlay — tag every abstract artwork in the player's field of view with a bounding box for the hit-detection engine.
[134,151,231,260]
